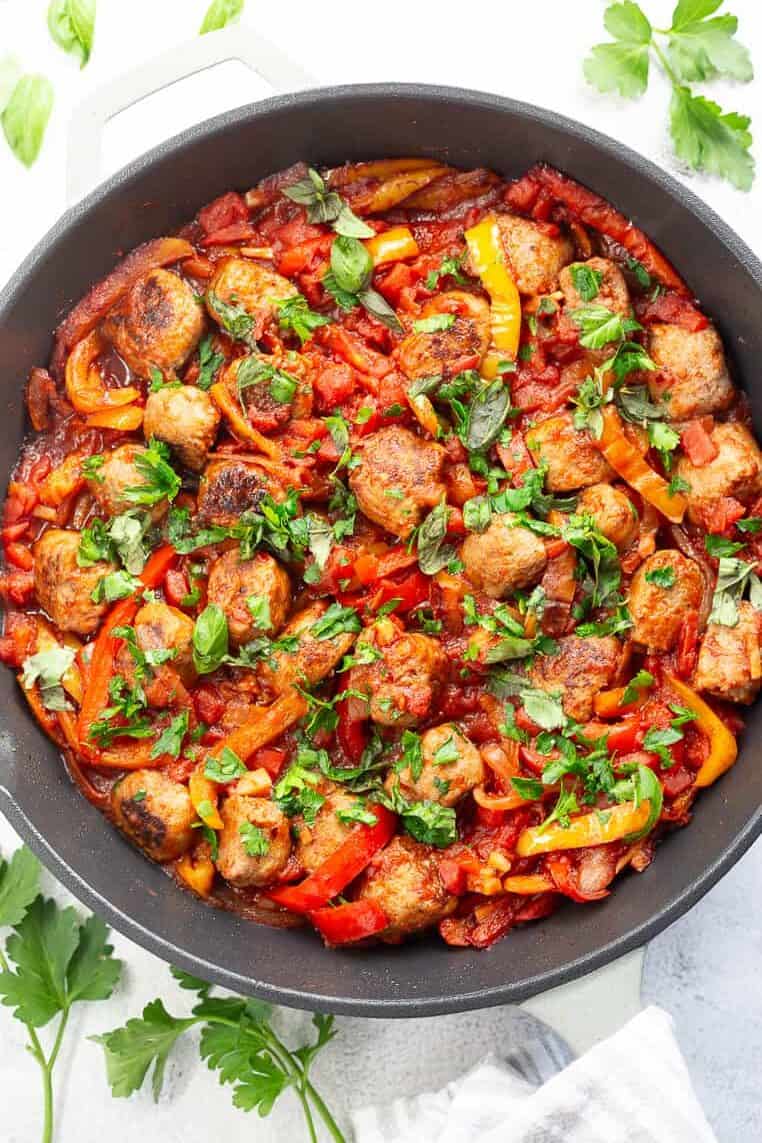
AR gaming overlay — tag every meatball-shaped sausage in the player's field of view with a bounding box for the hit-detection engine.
[693,602,761,704]
[88,443,171,523]
[33,528,117,636]
[576,483,638,551]
[207,549,291,646]
[388,724,484,807]
[357,836,456,938]
[111,770,195,862]
[349,426,446,539]
[215,795,291,888]
[495,215,573,296]
[258,601,358,696]
[351,620,447,728]
[294,790,361,874]
[398,292,490,380]
[134,601,196,686]
[629,550,704,652]
[647,323,733,421]
[143,384,220,471]
[676,423,762,526]
[461,513,547,599]
[529,635,622,722]
[197,458,283,528]
[526,412,613,492]
[100,268,203,380]
[560,257,630,318]
[206,258,297,342]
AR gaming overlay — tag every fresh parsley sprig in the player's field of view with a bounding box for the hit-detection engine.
[0,845,122,1143]
[584,0,754,189]
[95,967,346,1142]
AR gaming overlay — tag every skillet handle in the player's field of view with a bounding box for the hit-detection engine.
[66,26,317,205]
[520,947,645,1056]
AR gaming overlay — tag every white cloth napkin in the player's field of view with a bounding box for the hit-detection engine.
[351,1006,718,1143]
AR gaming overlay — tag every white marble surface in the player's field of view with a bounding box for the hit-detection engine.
[0,0,761,1139]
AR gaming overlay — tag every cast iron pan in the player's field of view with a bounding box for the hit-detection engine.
[1,84,761,1016]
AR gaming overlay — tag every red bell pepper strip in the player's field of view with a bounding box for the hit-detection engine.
[336,695,369,763]
[370,569,430,615]
[77,545,177,752]
[309,899,389,945]
[267,805,396,913]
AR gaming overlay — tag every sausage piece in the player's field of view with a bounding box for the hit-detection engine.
[197,458,283,528]
[100,268,204,379]
[495,215,573,296]
[357,836,456,938]
[675,423,762,526]
[646,323,734,421]
[398,292,490,380]
[33,528,117,636]
[207,549,291,646]
[693,602,761,704]
[111,770,196,862]
[89,442,172,523]
[134,601,196,686]
[351,620,447,728]
[143,384,220,471]
[628,550,704,652]
[206,258,297,341]
[529,634,623,721]
[526,411,613,491]
[461,513,547,599]
[294,790,361,874]
[576,483,638,551]
[257,601,358,696]
[215,794,291,888]
[349,425,446,539]
[387,724,484,807]
[559,257,630,318]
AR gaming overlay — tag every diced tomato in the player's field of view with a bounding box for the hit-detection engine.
[660,765,694,799]
[0,612,38,666]
[376,262,417,307]
[194,683,225,726]
[438,857,470,895]
[681,419,718,466]
[636,291,708,331]
[313,363,357,409]
[198,191,248,235]
[515,707,543,735]
[276,235,332,277]
[249,747,287,778]
[164,568,190,607]
[318,325,391,380]
[4,542,33,570]
[200,222,257,247]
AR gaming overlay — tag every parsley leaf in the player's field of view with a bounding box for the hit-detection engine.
[570,263,603,301]
[670,85,754,191]
[568,304,642,349]
[196,334,225,390]
[275,295,331,345]
[622,668,654,705]
[645,564,675,588]
[667,0,753,84]
[124,438,181,507]
[0,846,40,928]
[21,646,75,712]
[150,712,189,760]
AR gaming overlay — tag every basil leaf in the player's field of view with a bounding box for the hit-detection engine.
[206,291,254,341]
[465,379,511,451]
[624,764,663,840]
[21,646,76,711]
[48,0,96,67]
[462,495,492,533]
[2,75,54,167]
[416,503,455,575]
[357,287,404,333]
[192,604,229,674]
[330,236,373,295]
[333,203,375,239]
[200,0,244,34]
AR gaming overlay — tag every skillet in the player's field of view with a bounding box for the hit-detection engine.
[1,83,761,1016]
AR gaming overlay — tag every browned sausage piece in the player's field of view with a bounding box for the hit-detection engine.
[349,425,446,539]
[143,384,220,471]
[357,836,456,938]
[387,724,484,807]
[628,550,704,652]
[257,601,358,696]
[526,412,613,492]
[207,549,291,646]
[33,528,117,636]
[197,458,283,528]
[398,292,490,380]
[350,620,447,728]
[560,257,630,317]
[216,794,291,888]
[88,442,171,523]
[206,258,297,341]
[529,634,623,722]
[576,483,638,551]
[693,602,761,704]
[461,514,547,599]
[495,215,573,296]
[646,322,734,421]
[294,790,361,874]
[100,268,204,379]
[676,423,762,525]
[111,770,196,861]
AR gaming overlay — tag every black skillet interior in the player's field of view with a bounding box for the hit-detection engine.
[1,85,761,1016]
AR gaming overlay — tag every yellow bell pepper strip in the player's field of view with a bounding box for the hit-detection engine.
[86,405,144,431]
[344,167,449,213]
[597,406,687,523]
[365,226,419,267]
[516,799,654,857]
[332,158,445,185]
[65,330,140,414]
[176,846,215,898]
[464,215,521,361]
[406,390,440,438]
[502,874,555,895]
[666,674,738,788]
[593,685,646,718]
[210,382,281,460]
[189,764,224,831]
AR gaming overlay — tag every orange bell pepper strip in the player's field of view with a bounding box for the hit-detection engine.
[596,406,687,523]
[473,784,536,812]
[210,382,281,459]
[207,690,309,764]
[267,805,396,913]
[502,874,555,895]
[331,158,444,186]
[666,674,738,788]
[365,226,419,267]
[87,405,144,431]
[65,331,141,414]
[593,685,647,718]
[464,215,521,361]
[516,800,653,857]
[76,545,177,753]
[176,846,216,898]
[310,899,389,945]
